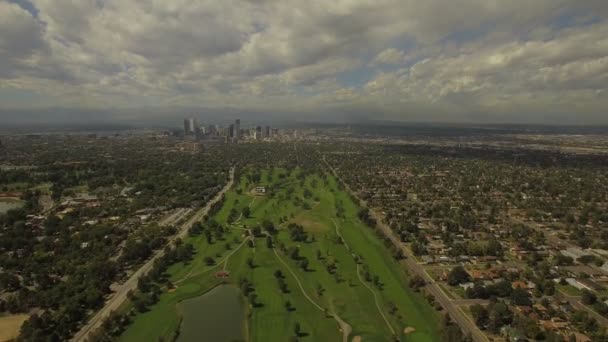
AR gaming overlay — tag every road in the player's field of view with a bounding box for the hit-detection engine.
[322,156,488,342]
[558,292,608,327]
[72,167,235,342]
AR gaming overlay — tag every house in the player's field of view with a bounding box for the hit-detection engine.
[561,247,591,260]
[540,317,568,331]
[566,278,593,291]
[459,282,475,290]
[500,326,527,342]
[467,268,501,281]
[578,278,604,292]
[255,186,266,194]
[512,281,528,289]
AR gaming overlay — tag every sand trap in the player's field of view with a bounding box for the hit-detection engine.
[403,327,416,334]
[352,336,362,342]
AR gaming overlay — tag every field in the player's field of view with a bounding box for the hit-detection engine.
[119,168,440,342]
[0,314,29,342]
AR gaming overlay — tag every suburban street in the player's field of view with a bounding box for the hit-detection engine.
[71,167,235,342]
[323,156,488,342]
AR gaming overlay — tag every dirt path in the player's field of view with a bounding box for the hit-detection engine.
[332,219,395,336]
[273,248,351,342]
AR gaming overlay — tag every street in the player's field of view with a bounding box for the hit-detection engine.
[71,167,234,342]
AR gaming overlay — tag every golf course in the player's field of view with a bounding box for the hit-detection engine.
[118,168,440,342]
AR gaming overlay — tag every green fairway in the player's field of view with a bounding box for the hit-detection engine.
[119,168,440,342]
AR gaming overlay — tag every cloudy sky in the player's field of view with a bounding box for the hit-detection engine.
[1,0,607,124]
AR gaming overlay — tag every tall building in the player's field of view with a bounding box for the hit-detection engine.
[183,118,196,135]
[228,124,235,138]
[255,126,262,140]
[264,126,271,138]
[183,119,190,135]
[235,119,241,140]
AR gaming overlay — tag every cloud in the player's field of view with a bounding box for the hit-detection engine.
[0,2,47,77]
[371,48,407,66]
[1,0,608,123]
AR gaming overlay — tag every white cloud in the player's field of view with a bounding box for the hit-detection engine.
[1,0,608,123]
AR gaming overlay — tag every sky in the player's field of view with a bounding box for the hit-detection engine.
[1,0,608,125]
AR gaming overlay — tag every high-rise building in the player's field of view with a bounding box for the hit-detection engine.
[255,126,262,140]
[184,118,196,135]
[183,119,190,135]
[228,124,235,138]
[264,126,271,138]
[235,119,241,140]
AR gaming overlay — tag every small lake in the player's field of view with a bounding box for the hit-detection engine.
[0,201,23,214]
[177,285,246,342]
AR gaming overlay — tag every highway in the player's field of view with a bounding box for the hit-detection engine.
[72,167,234,342]
[322,156,488,342]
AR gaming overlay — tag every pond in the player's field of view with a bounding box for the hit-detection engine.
[0,200,24,214]
[176,285,246,342]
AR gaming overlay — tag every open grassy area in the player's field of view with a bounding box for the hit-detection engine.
[557,284,583,297]
[119,168,440,342]
[0,314,29,342]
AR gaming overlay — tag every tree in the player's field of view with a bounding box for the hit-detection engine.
[510,287,531,306]
[284,300,293,312]
[266,236,273,248]
[242,206,251,218]
[581,289,597,305]
[470,304,489,328]
[248,293,258,307]
[447,266,471,286]
[204,256,215,266]
[299,258,309,271]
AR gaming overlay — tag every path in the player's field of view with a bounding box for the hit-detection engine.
[273,248,352,342]
[72,167,235,342]
[332,219,395,336]
[175,236,252,283]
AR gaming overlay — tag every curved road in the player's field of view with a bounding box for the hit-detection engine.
[72,167,235,342]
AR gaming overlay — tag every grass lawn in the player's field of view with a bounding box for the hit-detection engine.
[119,168,440,342]
[557,284,583,297]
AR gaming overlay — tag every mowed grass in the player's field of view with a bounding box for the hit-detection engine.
[119,168,439,342]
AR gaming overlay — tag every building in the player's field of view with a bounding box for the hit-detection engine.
[256,126,262,140]
[255,186,266,194]
[265,126,271,138]
[561,247,591,260]
[183,118,196,135]
[235,119,241,140]
[183,119,190,135]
